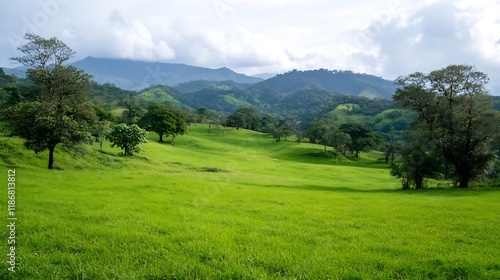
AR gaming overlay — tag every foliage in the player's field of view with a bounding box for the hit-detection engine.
[7,34,96,169]
[390,137,442,189]
[90,82,137,108]
[260,114,298,142]
[0,68,17,109]
[139,103,187,142]
[0,68,16,87]
[339,123,379,157]
[119,96,145,124]
[394,65,500,188]
[107,123,148,155]
[92,120,113,151]
[93,105,114,122]
[197,107,224,134]
[10,33,75,69]
[306,119,337,150]
[227,107,261,130]
[332,131,352,159]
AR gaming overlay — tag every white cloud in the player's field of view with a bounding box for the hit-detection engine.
[459,1,500,63]
[342,0,500,88]
[110,19,175,61]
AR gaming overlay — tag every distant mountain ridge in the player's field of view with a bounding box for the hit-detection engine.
[250,69,397,99]
[70,57,263,90]
[3,57,398,99]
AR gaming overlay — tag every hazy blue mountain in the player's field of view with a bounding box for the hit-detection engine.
[71,57,263,90]
[249,69,398,99]
[252,73,277,80]
[4,58,399,100]
[3,67,27,78]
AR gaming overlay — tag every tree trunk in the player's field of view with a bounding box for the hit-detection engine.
[159,133,164,142]
[355,150,359,157]
[415,174,424,189]
[458,173,470,188]
[48,143,57,169]
[124,145,132,156]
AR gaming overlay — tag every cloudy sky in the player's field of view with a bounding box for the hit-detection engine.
[1,0,499,90]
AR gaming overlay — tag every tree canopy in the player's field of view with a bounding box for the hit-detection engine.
[339,123,379,157]
[107,124,148,156]
[139,103,187,142]
[7,34,97,169]
[393,64,500,188]
[227,107,261,130]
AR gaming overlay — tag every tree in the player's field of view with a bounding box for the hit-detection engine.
[120,97,144,125]
[0,68,16,109]
[10,33,75,69]
[107,124,148,156]
[281,117,298,141]
[333,131,351,164]
[7,34,97,169]
[197,107,223,134]
[394,65,500,188]
[306,119,336,151]
[390,136,441,189]
[261,114,285,142]
[92,120,112,151]
[384,139,404,165]
[139,103,187,142]
[339,123,378,157]
[227,107,261,130]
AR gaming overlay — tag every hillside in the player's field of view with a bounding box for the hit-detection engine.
[249,69,398,99]
[1,125,499,279]
[70,57,263,90]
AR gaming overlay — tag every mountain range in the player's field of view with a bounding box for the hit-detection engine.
[3,57,397,99]
[71,57,263,90]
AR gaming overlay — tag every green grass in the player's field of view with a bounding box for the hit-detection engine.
[1,125,499,279]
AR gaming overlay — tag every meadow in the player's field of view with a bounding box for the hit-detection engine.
[0,124,499,279]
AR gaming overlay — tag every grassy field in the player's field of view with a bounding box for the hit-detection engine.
[1,124,499,279]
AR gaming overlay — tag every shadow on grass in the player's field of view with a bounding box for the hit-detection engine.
[96,150,151,164]
[271,146,390,169]
[245,182,500,197]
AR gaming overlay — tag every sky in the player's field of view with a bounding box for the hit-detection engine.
[1,0,499,91]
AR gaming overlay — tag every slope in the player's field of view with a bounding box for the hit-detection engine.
[0,126,499,279]
[249,69,398,99]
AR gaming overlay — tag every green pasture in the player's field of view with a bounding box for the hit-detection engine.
[0,125,499,279]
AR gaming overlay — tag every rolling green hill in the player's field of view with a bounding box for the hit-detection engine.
[1,125,499,279]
